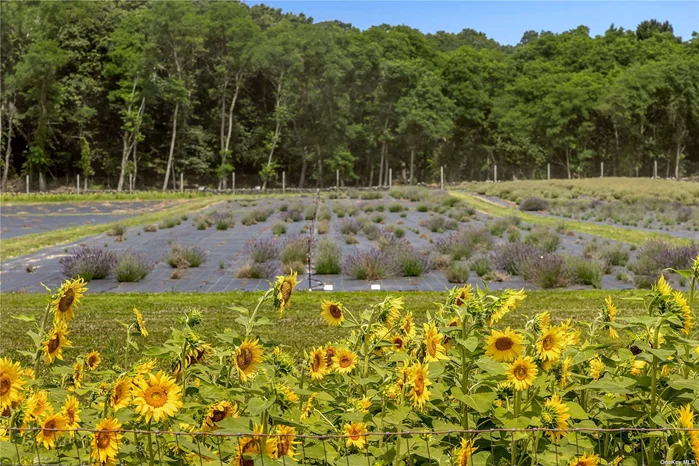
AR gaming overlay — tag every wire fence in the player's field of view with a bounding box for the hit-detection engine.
[3,426,698,465]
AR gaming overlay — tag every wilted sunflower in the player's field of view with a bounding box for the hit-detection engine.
[568,453,600,466]
[408,363,431,409]
[678,404,699,462]
[0,358,25,410]
[541,394,571,440]
[588,356,605,380]
[135,358,158,376]
[62,395,81,435]
[343,422,368,449]
[423,323,449,362]
[536,326,565,362]
[484,327,523,362]
[51,278,87,323]
[531,311,551,334]
[70,361,83,390]
[235,338,263,382]
[400,312,416,338]
[506,356,538,391]
[133,308,149,337]
[602,296,619,339]
[91,418,122,465]
[489,289,526,325]
[201,401,238,431]
[271,425,298,459]
[36,412,68,449]
[673,291,693,335]
[132,371,183,423]
[308,347,327,380]
[85,351,101,371]
[273,270,299,317]
[42,321,72,364]
[111,376,132,411]
[332,348,357,374]
[455,438,477,466]
[320,300,344,326]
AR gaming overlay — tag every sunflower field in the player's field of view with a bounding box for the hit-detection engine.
[1,260,699,466]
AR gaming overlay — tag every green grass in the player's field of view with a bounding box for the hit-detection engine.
[0,289,646,368]
[0,191,220,204]
[0,197,225,260]
[449,190,691,246]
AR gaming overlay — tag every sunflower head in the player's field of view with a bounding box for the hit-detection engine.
[488,289,526,325]
[422,323,449,362]
[320,300,344,326]
[300,393,317,420]
[678,404,695,429]
[91,418,123,464]
[0,358,26,411]
[450,285,473,307]
[332,348,357,374]
[133,308,149,337]
[588,356,605,380]
[343,422,368,449]
[36,412,68,449]
[111,376,132,411]
[308,347,327,380]
[51,278,87,323]
[506,356,538,391]
[407,363,431,410]
[85,351,101,371]
[568,452,600,466]
[235,339,264,382]
[541,394,571,440]
[273,271,299,317]
[536,326,565,362]
[42,321,72,365]
[629,359,647,376]
[202,401,238,431]
[455,438,477,466]
[271,425,298,459]
[132,371,183,423]
[655,274,673,298]
[484,327,523,362]
[62,395,81,431]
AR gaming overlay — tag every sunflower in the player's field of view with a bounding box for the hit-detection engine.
[71,361,83,390]
[0,358,25,410]
[588,357,605,380]
[655,274,673,298]
[85,351,101,371]
[308,347,327,380]
[62,395,81,434]
[133,308,149,337]
[132,371,183,423]
[568,453,600,466]
[353,396,372,413]
[673,291,694,335]
[455,438,477,466]
[235,338,263,382]
[300,393,317,420]
[390,334,407,351]
[202,401,238,431]
[453,285,473,306]
[531,311,551,334]
[629,359,647,376]
[275,382,299,405]
[273,270,299,317]
[271,425,298,459]
[36,412,68,449]
[408,363,431,409]
[332,348,357,374]
[506,356,538,391]
[320,300,344,326]
[541,394,571,440]
[678,404,699,462]
[234,436,259,466]
[42,321,72,364]
[111,376,132,411]
[51,278,87,323]
[135,358,158,376]
[324,346,337,371]
[484,327,523,362]
[91,418,123,465]
[602,296,619,339]
[536,326,565,362]
[343,422,368,449]
[489,289,526,325]
[423,323,449,362]
[400,312,416,338]
[24,390,52,422]
[554,356,572,388]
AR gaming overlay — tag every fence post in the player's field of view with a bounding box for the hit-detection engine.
[26,175,29,194]
[440,165,444,190]
[129,174,133,194]
[600,161,604,178]
[547,163,551,180]
[388,168,392,187]
[232,172,235,195]
[180,172,184,193]
[336,169,339,190]
[282,171,286,194]
[77,174,80,195]
[494,164,498,183]
[653,160,658,179]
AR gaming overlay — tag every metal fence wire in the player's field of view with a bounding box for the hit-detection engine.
[2,426,698,465]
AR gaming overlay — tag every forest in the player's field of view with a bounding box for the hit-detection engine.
[1,0,698,191]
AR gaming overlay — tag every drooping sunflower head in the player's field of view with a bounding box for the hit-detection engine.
[111,376,132,411]
[407,363,431,410]
[308,347,327,380]
[455,438,477,466]
[36,412,68,449]
[234,435,259,466]
[484,327,523,362]
[506,356,538,391]
[202,401,238,431]
[62,395,81,430]
[0,358,25,411]
[133,308,149,337]
[272,425,298,459]
[601,296,619,339]
[42,321,72,365]
[673,291,693,335]
[235,339,263,382]
[51,278,87,323]
[568,452,600,466]
[488,289,526,325]
[91,418,122,465]
[275,382,299,407]
[320,300,345,326]
[400,312,416,338]
[273,270,299,317]
[132,371,183,423]
[530,310,551,334]
[422,323,449,363]
[85,351,101,371]
[588,356,605,380]
[541,394,571,440]
[494,382,513,407]
[390,334,407,351]
[300,393,317,420]
[332,348,357,374]
[536,326,564,362]
[655,274,673,298]
[343,422,368,449]
[451,284,473,307]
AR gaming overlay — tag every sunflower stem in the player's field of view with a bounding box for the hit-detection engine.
[247,289,273,336]
[146,419,155,466]
[459,319,472,429]
[33,303,52,374]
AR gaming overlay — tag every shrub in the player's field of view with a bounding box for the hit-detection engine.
[524,228,560,253]
[60,246,117,281]
[393,228,405,238]
[470,256,492,278]
[339,218,362,235]
[519,197,549,211]
[506,226,520,243]
[631,239,699,287]
[494,243,541,276]
[416,204,429,212]
[115,251,152,283]
[281,237,307,265]
[462,228,493,252]
[237,262,275,279]
[488,216,520,237]
[434,233,471,261]
[318,207,332,222]
[241,213,257,226]
[445,262,470,283]
[143,224,157,233]
[419,215,457,233]
[281,260,305,275]
[601,244,629,267]
[272,223,287,235]
[388,203,403,213]
[389,186,429,202]
[372,214,385,224]
[246,238,280,263]
[159,216,181,229]
[196,219,208,230]
[567,256,603,288]
[526,253,570,288]
[362,222,381,241]
[315,238,342,274]
[343,234,359,244]
[253,209,273,222]
[107,224,127,237]
[343,250,394,280]
[317,220,330,235]
[359,191,383,200]
[167,245,206,268]
[208,211,235,230]
[396,249,430,277]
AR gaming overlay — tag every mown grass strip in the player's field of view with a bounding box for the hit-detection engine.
[449,190,690,246]
[0,197,225,260]
[0,289,646,364]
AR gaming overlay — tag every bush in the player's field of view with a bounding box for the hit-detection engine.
[388,203,403,213]
[246,238,281,263]
[167,245,206,268]
[359,191,383,200]
[519,197,549,211]
[281,260,305,275]
[488,216,520,237]
[107,224,127,237]
[115,251,151,283]
[143,224,157,233]
[208,211,235,230]
[281,237,307,265]
[566,256,603,288]
[389,186,429,202]
[253,208,273,222]
[445,262,470,283]
[159,216,181,229]
[272,223,287,235]
[601,244,629,267]
[60,246,117,281]
[526,253,570,288]
[317,220,330,235]
[524,228,560,253]
[362,222,381,241]
[343,250,394,280]
[372,214,385,224]
[416,204,429,213]
[196,218,208,230]
[339,218,362,235]
[470,256,492,278]
[393,228,405,238]
[315,238,342,274]
[419,215,457,233]
[494,243,541,276]
[396,250,430,277]
[237,262,275,279]
[506,225,520,243]
[631,240,698,287]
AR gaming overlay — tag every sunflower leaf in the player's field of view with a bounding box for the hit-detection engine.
[11,314,35,322]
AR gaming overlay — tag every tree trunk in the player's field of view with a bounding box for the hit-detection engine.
[262,75,284,191]
[316,145,322,188]
[409,147,415,185]
[565,148,571,180]
[384,143,390,186]
[298,155,307,189]
[117,81,138,192]
[39,172,46,192]
[162,102,179,190]
[368,150,374,187]
[378,141,385,187]
[2,102,15,191]
[675,142,684,179]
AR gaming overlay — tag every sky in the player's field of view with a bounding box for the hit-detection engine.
[249,1,699,45]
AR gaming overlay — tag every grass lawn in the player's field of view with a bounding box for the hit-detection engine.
[1,289,647,368]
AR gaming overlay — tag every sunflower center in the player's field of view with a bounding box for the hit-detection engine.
[393,337,404,349]
[495,337,514,351]
[339,356,352,368]
[236,348,253,370]
[66,410,75,424]
[144,386,167,408]
[311,354,322,372]
[58,289,75,313]
[277,438,290,456]
[325,349,335,368]
[349,429,360,440]
[514,365,528,380]
[211,409,226,423]
[43,419,57,436]
[88,356,98,367]
[0,375,11,396]
[329,304,342,319]
[47,335,61,354]
[427,340,437,356]
[542,335,554,351]
[96,431,111,449]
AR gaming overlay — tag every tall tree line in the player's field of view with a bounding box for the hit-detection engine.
[1,1,698,191]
